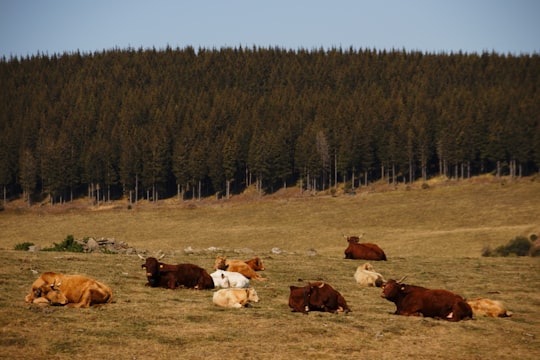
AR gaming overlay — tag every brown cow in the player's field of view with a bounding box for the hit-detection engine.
[25,272,113,308]
[214,256,264,280]
[344,236,387,261]
[289,282,350,314]
[467,298,512,318]
[141,257,214,290]
[381,279,472,322]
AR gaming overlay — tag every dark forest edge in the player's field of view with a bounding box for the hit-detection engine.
[1,46,539,206]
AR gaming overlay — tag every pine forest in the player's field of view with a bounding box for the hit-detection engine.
[1,46,539,205]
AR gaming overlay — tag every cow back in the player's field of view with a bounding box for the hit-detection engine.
[166,263,214,289]
[345,242,387,260]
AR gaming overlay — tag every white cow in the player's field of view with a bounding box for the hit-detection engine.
[210,270,250,288]
[212,288,259,308]
[354,262,386,287]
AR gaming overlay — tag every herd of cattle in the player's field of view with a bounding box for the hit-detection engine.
[25,236,512,320]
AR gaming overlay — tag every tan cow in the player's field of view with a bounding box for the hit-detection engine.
[467,298,512,318]
[354,262,386,287]
[25,272,113,308]
[212,287,260,308]
[214,256,265,280]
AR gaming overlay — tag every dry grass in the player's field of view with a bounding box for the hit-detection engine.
[1,177,539,359]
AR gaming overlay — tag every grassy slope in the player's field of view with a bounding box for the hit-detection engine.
[0,177,539,359]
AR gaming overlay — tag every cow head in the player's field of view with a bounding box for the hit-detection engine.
[345,233,364,244]
[249,257,265,271]
[40,281,69,305]
[141,257,161,287]
[361,263,374,271]
[306,282,327,310]
[214,256,229,271]
[381,277,407,300]
[246,288,259,303]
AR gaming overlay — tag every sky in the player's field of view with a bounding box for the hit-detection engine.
[0,0,539,59]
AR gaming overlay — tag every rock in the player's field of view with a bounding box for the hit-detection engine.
[28,245,41,252]
[86,238,99,252]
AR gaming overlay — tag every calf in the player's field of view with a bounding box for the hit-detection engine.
[25,272,113,308]
[210,270,250,288]
[212,288,259,308]
[381,279,472,322]
[289,282,350,314]
[467,298,512,318]
[354,262,386,287]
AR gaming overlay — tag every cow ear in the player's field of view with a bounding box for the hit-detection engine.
[159,264,163,269]
[400,286,405,291]
[141,264,146,269]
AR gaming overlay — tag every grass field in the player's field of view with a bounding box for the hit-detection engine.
[1,176,539,359]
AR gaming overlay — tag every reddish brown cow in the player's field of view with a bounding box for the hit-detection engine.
[289,282,350,314]
[344,236,387,261]
[141,257,214,290]
[381,279,472,322]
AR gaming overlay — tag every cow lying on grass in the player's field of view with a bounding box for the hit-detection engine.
[25,272,113,308]
[354,262,386,287]
[210,270,250,288]
[289,282,350,314]
[344,235,387,261]
[381,278,472,322]
[140,256,214,290]
[214,256,265,280]
[467,298,512,317]
[212,288,259,308]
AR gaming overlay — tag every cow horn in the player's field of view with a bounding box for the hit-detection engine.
[137,253,146,260]
[317,282,325,288]
[397,276,407,283]
[157,250,165,260]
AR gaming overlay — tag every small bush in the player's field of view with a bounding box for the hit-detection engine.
[14,242,34,251]
[484,236,532,257]
[42,234,84,253]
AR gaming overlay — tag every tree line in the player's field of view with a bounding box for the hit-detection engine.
[1,46,539,205]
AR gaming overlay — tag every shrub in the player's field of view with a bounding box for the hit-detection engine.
[14,242,34,251]
[42,234,84,253]
[484,236,532,257]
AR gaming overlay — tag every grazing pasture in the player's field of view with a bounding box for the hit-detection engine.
[1,178,539,359]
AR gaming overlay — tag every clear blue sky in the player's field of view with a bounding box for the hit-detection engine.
[1,0,539,58]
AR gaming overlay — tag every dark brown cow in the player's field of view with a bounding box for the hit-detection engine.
[381,279,472,322]
[141,257,214,290]
[289,282,350,314]
[344,236,387,261]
